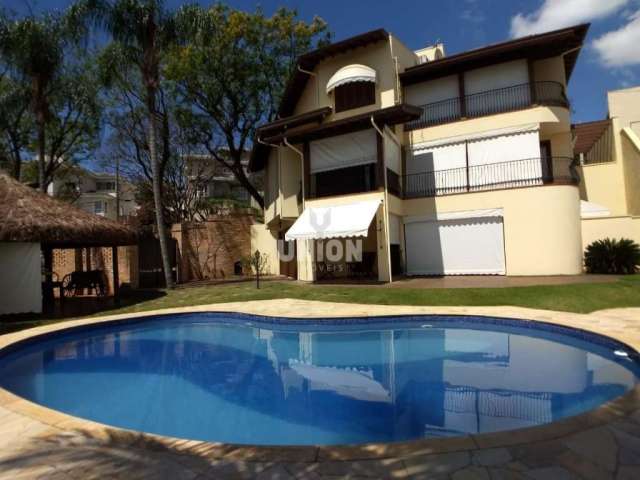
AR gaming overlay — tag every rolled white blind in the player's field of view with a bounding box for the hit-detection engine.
[384,132,401,175]
[408,142,467,193]
[467,129,541,186]
[310,129,377,174]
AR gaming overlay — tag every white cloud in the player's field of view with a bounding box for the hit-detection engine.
[593,11,640,67]
[510,0,629,37]
[461,9,486,24]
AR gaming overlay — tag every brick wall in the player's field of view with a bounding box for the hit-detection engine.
[52,246,137,295]
[173,213,255,282]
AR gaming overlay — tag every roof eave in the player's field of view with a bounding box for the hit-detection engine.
[400,23,589,85]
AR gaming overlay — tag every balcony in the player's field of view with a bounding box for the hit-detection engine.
[402,157,578,199]
[405,81,569,130]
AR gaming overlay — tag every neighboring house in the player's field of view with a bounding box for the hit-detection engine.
[184,153,263,210]
[573,86,640,249]
[249,25,589,282]
[48,166,138,221]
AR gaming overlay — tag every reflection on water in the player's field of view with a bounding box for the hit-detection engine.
[0,316,637,445]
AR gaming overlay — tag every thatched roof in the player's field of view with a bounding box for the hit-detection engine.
[0,173,138,247]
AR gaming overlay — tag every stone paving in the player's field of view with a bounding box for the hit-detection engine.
[0,301,639,479]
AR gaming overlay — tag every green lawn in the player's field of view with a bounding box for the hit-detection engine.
[113,275,640,314]
[2,276,639,335]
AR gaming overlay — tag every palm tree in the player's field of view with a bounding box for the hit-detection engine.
[0,7,91,191]
[88,0,176,289]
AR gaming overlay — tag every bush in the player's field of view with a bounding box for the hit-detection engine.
[584,238,640,274]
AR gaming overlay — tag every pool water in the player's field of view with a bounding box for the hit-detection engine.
[0,313,638,446]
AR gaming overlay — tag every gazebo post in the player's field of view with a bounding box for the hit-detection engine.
[112,246,120,305]
[42,246,54,310]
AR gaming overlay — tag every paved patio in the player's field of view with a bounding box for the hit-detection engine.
[0,300,639,479]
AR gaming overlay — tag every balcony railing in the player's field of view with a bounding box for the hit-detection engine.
[402,157,578,199]
[405,81,569,130]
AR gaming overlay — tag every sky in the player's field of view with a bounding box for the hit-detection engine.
[4,0,640,123]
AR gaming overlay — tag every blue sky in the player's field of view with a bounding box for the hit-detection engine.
[4,0,640,123]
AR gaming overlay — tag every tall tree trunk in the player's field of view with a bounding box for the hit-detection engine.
[147,86,174,289]
[34,79,47,192]
[11,140,21,180]
[232,159,264,209]
[37,115,46,192]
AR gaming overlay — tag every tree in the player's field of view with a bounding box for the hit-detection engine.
[43,61,103,184]
[243,250,269,289]
[0,72,32,179]
[91,0,178,289]
[0,5,94,191]
[168,4,330,209]
[98,49,212,224]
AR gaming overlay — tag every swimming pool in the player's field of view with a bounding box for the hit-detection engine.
[0,313,638,446]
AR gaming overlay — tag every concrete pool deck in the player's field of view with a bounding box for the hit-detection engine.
[0,300,639,479]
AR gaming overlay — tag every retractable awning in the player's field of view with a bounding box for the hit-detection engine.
[326,64,377,93]
[285,200,381,241]
[404,208,504,224]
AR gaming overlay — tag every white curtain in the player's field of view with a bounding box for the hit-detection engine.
[384,129,401,175]
[464,60,530,116]
[388,213,401,245]
[407,142,467,195]
[467,129,541,187]
[310,129,376,174]
[404,214,506,275]
[0,242,42,314]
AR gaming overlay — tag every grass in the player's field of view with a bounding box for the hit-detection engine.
[117,275,640,314]
[2,275,639,334]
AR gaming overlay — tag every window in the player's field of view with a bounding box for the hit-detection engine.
[94,201,106,215]
[96,181,115,191]
[311,164,376,198]
[334,81,376,113]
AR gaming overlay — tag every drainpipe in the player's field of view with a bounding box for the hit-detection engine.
[297,65,319,107]
[388,34,401,104]
[283,138,305,205]
[283,137,314,282]
[371,116,393,284]
[258,137,282,218]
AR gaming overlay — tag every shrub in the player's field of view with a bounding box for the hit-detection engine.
[584,238,640,274]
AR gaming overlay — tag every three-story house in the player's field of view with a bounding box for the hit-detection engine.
[249,25,588,282]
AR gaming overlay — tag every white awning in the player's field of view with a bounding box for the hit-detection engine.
[581,200,611,219]
[285,200,380,241]
[404,208,504,224]
[289,360,391,403]
[412,124,539,150]
[326,64,376,93]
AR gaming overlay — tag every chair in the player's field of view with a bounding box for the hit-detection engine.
[62,270,107,297]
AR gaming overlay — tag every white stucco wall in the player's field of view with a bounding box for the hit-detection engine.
[0,242,42,315]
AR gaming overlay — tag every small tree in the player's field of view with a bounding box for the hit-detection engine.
[585,238,640,274]
[243,250,269,289]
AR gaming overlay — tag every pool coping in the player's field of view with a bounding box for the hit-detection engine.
[0,299,639,464]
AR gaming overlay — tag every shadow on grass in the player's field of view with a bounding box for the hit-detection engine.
[0,290,166,335]
[0,427,409,479]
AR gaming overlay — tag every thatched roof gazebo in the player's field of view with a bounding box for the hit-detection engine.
[0,173,138,315]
